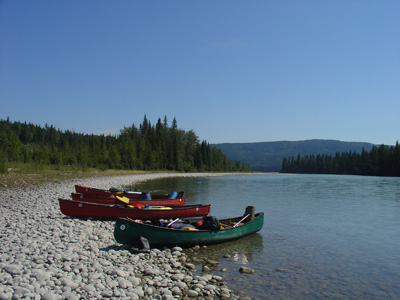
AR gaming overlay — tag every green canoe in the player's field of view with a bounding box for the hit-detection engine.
[114,210,264,248]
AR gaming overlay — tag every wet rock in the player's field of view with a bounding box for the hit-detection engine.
[239,266,255,274]
[185,262,196,269]
[204,258,219,265]
[276,268,289,272]
[203,265,211,272]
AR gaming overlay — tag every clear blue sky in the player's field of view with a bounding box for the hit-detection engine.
[1,1,399,145]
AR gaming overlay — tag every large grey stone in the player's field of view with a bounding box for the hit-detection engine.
[4,264,21,275]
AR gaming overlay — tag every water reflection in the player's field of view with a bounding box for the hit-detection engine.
[184,233,263,274]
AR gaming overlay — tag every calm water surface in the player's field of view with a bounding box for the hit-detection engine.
[133,174,400,300]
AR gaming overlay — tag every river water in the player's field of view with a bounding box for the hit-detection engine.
[133,174,400,300]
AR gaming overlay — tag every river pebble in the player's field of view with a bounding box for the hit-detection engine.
[0,173,245,299]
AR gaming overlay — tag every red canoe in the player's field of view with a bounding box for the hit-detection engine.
[71,193,186,206]
[58,198,210,219]
[75,184,183,200]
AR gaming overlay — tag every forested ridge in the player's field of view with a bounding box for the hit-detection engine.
[280,142,400,177]
[213,140,375,172]
[0,116,249,173]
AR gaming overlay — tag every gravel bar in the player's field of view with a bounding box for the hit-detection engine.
[0,173,249,300]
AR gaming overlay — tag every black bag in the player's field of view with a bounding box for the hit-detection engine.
[201,216,220,231]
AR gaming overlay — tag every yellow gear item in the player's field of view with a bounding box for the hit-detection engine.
[116,196,129,204]
[183,227,198,231]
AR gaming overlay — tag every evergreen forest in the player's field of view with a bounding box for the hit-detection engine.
[214,140,374,172]
[280,143,400,177]
[0,116,249,173]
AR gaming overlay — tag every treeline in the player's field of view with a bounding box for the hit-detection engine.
[213,140,374,172]
[0,116,249,173]
[280,143,400,177]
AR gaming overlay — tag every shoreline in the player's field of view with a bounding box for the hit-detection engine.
[0,172,257,299]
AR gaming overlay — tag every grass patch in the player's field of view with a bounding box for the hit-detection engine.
[0,163,172,189]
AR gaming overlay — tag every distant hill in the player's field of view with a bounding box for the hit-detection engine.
[212,139,376,172]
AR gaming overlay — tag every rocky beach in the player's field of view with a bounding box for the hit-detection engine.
[0,173,249,300]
